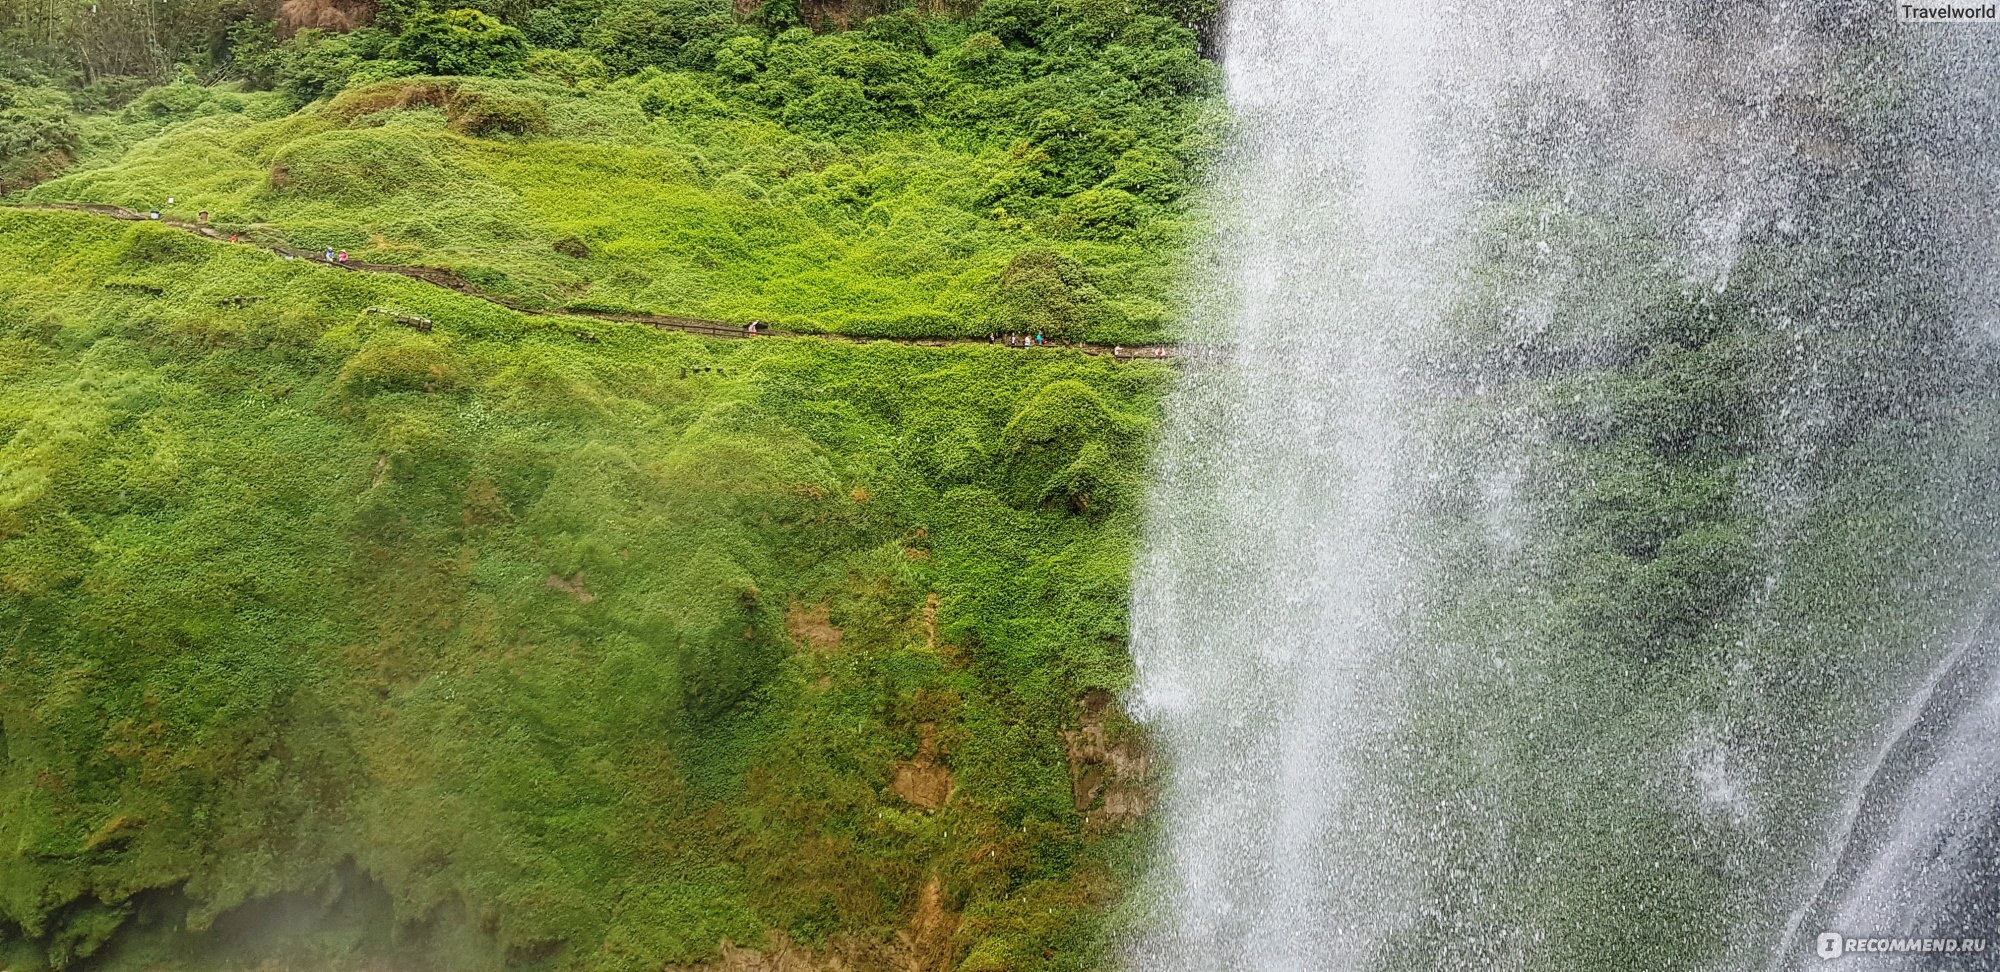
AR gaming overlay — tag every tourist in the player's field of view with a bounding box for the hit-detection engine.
[338,250,349,264]
[324,248,334,262]
[148,211,160,220]
[1113,345,1122,359]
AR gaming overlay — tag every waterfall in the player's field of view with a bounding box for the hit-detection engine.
[1128,3,2000,970]
[1768,607,2000,971]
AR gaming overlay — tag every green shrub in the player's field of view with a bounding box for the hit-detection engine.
[336,332,460,395]
[523,47,609,87]
[1057,186,1138,236]
[712,34,766,81]
[266,128,462,201]
[993,249,1099,338]
[630,70,733,119]
[391,7,531,77]
[234,26,393,104]
[0,81,79,187]
[999,379,1140,509]
[582,0,736,74]
[448,89,549,136]
[758,31,932,137]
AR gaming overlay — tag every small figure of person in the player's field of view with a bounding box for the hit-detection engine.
[148,211,160,220]
[197,210,209,224]
[338,250,349,264]
[1035,332,1045,346]
[1113,345,1122,359]
[324,248,334,262]
[229,233,239,243]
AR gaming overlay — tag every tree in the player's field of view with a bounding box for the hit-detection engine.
[582,0,734,74]
[390,7,528,76]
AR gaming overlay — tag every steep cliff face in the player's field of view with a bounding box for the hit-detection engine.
[274,0,378,35]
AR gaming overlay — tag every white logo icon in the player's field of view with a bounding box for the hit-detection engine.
[1818,932,1845,960]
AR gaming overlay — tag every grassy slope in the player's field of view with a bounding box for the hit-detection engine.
[26,67,1214,344]
[0,208,1165,971]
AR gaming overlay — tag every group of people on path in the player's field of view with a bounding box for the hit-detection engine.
[989,331,1170,360]
[151,198,354,264]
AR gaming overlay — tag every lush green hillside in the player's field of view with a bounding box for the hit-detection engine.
[0,207,1167,971]
[15,2,1222,344]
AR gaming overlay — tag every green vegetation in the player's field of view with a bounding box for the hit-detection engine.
[0,2,1222,967]
[391,8,531,77]
[0,79,75,189]
[9,0,1224,343]
[0,206,1167,971]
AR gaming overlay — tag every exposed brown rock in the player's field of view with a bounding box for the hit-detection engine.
[544,571,596,603]
[275,0,376,35]
[1061,689,1150,828]
[888,722,953,810]
[786,601,844,652]
[895,875,958,972]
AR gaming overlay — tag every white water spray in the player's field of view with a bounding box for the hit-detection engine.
[1128,3,2000,970]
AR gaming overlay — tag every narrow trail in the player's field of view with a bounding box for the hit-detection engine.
[14,202,1183,359]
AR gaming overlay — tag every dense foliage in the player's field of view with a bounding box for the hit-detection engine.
[9,0,1223,344]
[0,207,1166,971]
[391,8,529,77]
[0,78,78,189]
[0,3,1221,968]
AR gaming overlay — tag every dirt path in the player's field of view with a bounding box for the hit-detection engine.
[14,201,1182,359]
